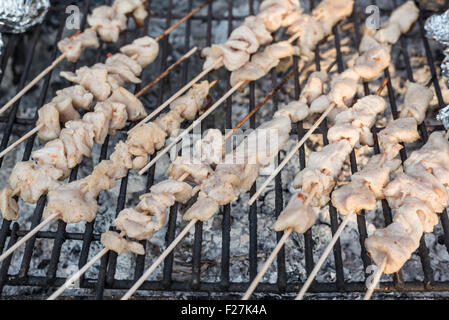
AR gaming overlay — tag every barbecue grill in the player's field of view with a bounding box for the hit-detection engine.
[0,0,448,299]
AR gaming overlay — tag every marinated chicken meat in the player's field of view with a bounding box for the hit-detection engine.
[95,101,128,135]
[230,41,297,87]
[311,0,354,36]
[120,36,159,68]
[328,95,387,147]
[258,0,301,32]
[60,66,111,101]
[183,194,219,222]
[167,156,212,184]
[57,29,99,62]
[289,14,325,59]
[399,82,434,124]
[56,85,94,110]
[44,179,98,223]
[114,208,157,240]
[273,101,310,123]
[126,122,167,157]
[9,162,63,204]
[101,231,145,255]
[60,120,95,168]
[353,44,391,81]
[194,129,224,166]
[87,5,127,42]
[378,117,420,159]
[273,193,318,233]
[112,0,148,27]
[328,68,361,107]
[0,187,19,220]
[299,71,328,104]
[109,87,147,121]
[37,103,61,141]
[200,175,238,206]
[32,139,70,178]
[169,81,209,120]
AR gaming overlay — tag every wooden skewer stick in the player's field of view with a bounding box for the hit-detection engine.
[47,247,109,300]
[242,189,317,300]
[248,76,390,206]
[0,0,211,116]
[295,213,352,300]
[0,213,58,263]
[0,48,199,160]
[130,57,223,132]
[363,255,387,300]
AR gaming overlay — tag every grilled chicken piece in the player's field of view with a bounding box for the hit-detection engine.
[82,111,109,145]
[126,122,167,157]
[114,208,156,240]
[94,101,128,135]
[293,168,335,206]
[215,162,260,194]
[56,85,94,110]
[109,141,133,180]
[85,160,116,197]
[87,6,127,42]
[200,176,238,206]
[378,117,420,159]
[328,95,387,147]
[44,179,98,223]
[258,0,300,32]
[101,231,145,255]
[60,66,111,101]
[387,1,419,34]
[154,110,182,137]
[32,139,70,178]
[353,45,391,81]
[92,62,141,85]
[9,162,63,204]
[120,36,159,68]
[310,94,330,114]
[359,34,382,53]
[106,53,142,76]
[352,155,401,199]
[167,156,213,184]
[194,129,224,166]
[312,0,354,35]
[328,68,360,106]
[365,203,423,274]
[109,87,147,121]
[60,120,95,168]
[57,29,99,62]
[51,95,80,123]
[0,187,19,220]
[404,131,449,186]
[242,16,272,45]
[230,41,297,87]
[399,82,434,124]
[384,170,448,214]
[291,15,326,59]
[332,181,376,215]
[307,140,352,179]
[136,193,174,229]
[273,193,317,233]
[150,179,193,204]
[169,81,210,120]
[274,101,309,123]
[375,23,401,45]
[300,71,328,104]
[183,193,219,222]
[37,103,61,141]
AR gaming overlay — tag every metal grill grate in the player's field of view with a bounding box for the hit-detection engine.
[0,0,448,298]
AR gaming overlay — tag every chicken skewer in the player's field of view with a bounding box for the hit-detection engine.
[0,47,198,160]
[137,32,303,175]
[363,129,449,299]
[48,69,298,299]
[241,78,391,300]
[0,0,210,116]
[248,1,420,205]
[0,79,218,264]
[296,80,433,300]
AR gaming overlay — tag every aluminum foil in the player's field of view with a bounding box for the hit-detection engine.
[425,9,449,46]
[437,105,449,129]
[0,0,50,34]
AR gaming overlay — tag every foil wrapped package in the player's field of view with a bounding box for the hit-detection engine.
[425,9,449,46]
[0,0,50,34]
[437,104,449,130]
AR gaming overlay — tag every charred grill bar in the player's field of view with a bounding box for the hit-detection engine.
[0,0,448,298]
